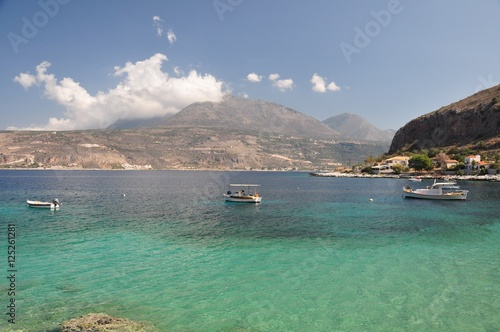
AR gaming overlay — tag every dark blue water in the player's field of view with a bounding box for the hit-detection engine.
[1,170,499,331]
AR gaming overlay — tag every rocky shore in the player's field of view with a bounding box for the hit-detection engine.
[58,313,151,332]
[309,172,500,182]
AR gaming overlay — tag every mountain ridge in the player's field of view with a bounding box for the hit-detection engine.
[155,95,340,139]
[0,95,393,170]
[322,113,395,142]
[388,85,500,154]
[105,95,392,143]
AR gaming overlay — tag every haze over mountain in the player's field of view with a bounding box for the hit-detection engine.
[107,116,172,130]
[107,96,392,143]
[322,113,395,142]
[156,96,339,139]
[389,84,500,154]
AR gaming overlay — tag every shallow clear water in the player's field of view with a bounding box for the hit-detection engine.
[0,170,499,331]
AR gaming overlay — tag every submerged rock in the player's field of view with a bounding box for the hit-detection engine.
[59,313,149,332]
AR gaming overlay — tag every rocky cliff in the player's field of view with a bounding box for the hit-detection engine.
[388,85,500,154]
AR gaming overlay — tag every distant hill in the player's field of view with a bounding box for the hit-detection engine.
[156,95,339,139]
[389,84,500,154]
[107,115,171,130]
[322,113,395,142]
[0,128,388,170]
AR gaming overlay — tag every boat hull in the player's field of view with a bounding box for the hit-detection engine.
[402,189,468,200]
[223,194,262,203]
[27,200,60,209]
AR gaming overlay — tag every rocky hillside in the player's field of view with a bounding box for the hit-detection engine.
[0,128,387,170]
[389,85,500,154]
[323,113,395,142]
[156,95,339,139]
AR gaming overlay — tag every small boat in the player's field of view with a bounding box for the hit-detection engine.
[223,184,262,203]
[408,176,422,182]
[27,198,61,209]
[403,181,468,200]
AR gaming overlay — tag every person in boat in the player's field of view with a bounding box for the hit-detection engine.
[241,189,245,196]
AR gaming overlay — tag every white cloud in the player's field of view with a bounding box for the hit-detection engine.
[268,73,280,81]
[13,72,36,89]
[153,16,176,45]
[12,53,227,130]
[273,78,294,92]
[310,73,340,93]
[327,81,340,92]
[167,29,176,45]
[311,73,327,93]
[246,73,262,83]
[267,73,293,91]
[153,16,164,36]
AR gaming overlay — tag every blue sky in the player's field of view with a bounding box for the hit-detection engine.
[1,0,499,131]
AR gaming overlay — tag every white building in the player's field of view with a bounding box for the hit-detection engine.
[384,156,410,167]
[464,155,481,171]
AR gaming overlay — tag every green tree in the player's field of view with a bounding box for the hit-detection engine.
[448,146,460,155]
[391,163,405,174]
[409,154,433,172]
[364,155,376,166]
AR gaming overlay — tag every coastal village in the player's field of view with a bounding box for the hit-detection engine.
[370,154,498,175]
[314,152,500,181]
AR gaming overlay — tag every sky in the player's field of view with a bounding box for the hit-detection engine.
[1,0,499,131]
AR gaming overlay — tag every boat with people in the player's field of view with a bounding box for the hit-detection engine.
[223,184,262,203]
[402,180,468,200]
[27,198,61,209]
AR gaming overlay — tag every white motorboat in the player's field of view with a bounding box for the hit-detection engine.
[408,176,422,182]
[402,180,468,200]
[223,184,262,203]
[27,198,61,209]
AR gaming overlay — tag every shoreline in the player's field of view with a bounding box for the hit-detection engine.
[0,167,311,172]
[309,172,500,182]
[1,167,499,182]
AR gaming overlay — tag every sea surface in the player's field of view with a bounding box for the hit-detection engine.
[0,170,499,332]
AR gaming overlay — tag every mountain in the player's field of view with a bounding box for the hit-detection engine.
[322,113,395,142]
[0,96,391,170]
[156,95,339,139]
[106,115,171,130]
[388,85,500,154]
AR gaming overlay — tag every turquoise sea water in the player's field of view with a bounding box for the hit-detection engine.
[0,170,499,331]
